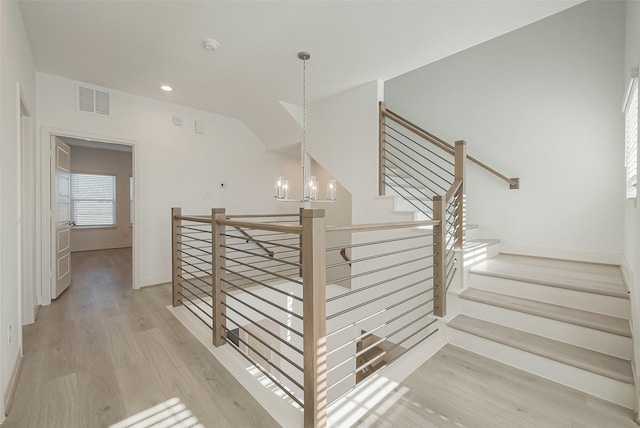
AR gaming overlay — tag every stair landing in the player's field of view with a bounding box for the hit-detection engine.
[469,254,628,298]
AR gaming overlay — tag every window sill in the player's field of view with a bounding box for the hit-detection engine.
[72,225,117,230]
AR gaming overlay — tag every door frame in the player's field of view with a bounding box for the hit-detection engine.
[18,83,35,325]
[38,127,139,306]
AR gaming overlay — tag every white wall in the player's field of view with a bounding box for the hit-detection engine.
[68,145,133,252]
[0,0,36,420]
[308,80,414,225]
[385,1,625,263]
[37,73,291,292]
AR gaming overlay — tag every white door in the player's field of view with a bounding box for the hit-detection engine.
[53,138,72,298]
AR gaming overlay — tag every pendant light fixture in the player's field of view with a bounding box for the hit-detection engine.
[274,52,336,206]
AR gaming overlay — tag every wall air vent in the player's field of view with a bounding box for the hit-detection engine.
[77,85,110,116]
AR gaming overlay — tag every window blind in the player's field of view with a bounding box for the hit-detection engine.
[71,173,116,226]
[625,78,638,199]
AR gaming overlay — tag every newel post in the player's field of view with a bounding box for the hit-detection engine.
[432,196,446,317]
[212,208,227,347]
[171,207,182,307]
[379,101,387,197]
[301,209,328,428]
[454,140,467,250]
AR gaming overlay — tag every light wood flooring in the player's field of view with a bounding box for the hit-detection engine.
[2,248,279,428]
[3,248,638,427]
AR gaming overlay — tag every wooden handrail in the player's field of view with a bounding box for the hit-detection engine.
[381,103,519,189]
[226,213,300,219]
[339,248,352,267]
[382,107,455,156]
[218,219,302,234]
[174,215,211,223]
[445,178,463,203]
[466,155,519,189]
[232,226,275,257]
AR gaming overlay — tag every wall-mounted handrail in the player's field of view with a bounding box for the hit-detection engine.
[381,102,519,189]
[232,225,274,257]
[339,248,352,267]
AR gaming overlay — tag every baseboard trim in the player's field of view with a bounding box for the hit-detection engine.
[4,354,23,416]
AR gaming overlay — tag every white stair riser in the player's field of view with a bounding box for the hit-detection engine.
[464,227,479,242]
[459,299,632,359]
[468,274,630,318]
[462,243,500,269]
[448,329,635,409]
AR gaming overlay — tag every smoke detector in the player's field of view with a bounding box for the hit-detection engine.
[203,39,220,51]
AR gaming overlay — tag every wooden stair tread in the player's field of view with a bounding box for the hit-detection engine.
[459,288,630,337]
[469,254,628,298]
[449,315,633,384]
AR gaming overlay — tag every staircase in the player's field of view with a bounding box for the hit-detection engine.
[448,254,634,408]
[378,102,635,410]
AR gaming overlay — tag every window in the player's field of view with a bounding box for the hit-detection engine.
[625,77,638,199]
[71,173,116,226]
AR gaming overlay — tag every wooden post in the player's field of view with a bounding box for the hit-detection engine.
[212,208,227,347]
[301,209,327,428]
[171,207,182,307]
[379,101,387,196]
[299,207,304,278]
[454,140,466,250]
[432,196,446,317]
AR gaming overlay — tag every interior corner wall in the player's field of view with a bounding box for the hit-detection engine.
[37,73,290,288]
[308,80,413,225]
[385,1,625,263]
[0,0,36,420]
[69,146,133,252]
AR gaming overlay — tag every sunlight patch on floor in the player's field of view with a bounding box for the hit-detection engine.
[109,397,204,428]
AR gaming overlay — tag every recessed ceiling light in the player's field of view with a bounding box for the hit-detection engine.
[160,85,173,92]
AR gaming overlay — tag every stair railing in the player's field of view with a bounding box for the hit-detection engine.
[172,208,444,428]
[379,102,519,301]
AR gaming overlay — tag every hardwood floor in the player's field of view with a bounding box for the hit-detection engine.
[3,248,638,427]
[353,345,637,428]
[2,248,279,428]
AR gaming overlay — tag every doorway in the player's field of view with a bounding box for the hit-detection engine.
[40,130,137,306]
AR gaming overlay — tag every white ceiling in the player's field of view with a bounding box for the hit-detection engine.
[20,1,581,150]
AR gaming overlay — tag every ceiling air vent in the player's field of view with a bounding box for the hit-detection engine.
[77,85,110,116]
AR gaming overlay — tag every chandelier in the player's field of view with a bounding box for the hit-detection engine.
[274,52,336,206]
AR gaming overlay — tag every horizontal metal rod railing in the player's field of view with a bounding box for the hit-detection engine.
[221,321,304,392]
[385,146,451,192]
[173,208,449,428]
[382,105,519,189]
[222,290,303,338]
[222,302,303,355]
[327,316,437,395]
[218,219,301,234]
[221,334,304,408]
[326,232,433,251]
[327,276,434,321]
[326,243,434,269]
[326,219,438,233]
[384,126,455,170]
